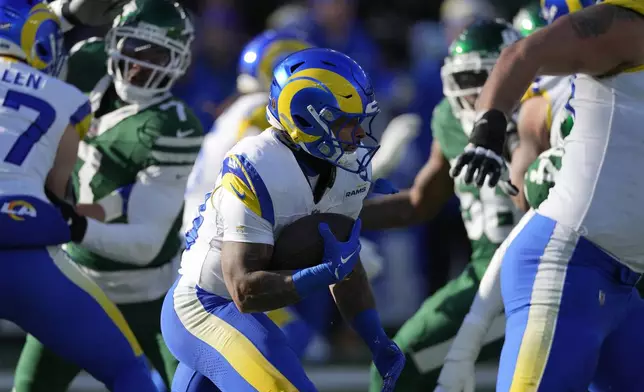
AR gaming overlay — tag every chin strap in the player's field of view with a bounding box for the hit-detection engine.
[275,128,336,203]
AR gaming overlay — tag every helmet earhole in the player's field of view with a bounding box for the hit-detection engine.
[35,42,47,58]
[293,115,312,128]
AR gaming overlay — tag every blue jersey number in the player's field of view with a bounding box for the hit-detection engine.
[185,191,213,250]
[3,90,56,166]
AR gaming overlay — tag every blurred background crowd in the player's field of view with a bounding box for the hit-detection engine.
[1,0,533,390]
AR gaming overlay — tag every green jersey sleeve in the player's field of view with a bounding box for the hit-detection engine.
[524,147,564,209]
[66,38,109,94]
[140,99,205,168]
[431,98,468,161]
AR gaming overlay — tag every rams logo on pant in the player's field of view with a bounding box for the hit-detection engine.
[1,200,37,221]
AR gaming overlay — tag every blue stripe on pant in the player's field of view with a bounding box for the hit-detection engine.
[497,211,644,392]
[161,277,317,392]
[0,247,156,391]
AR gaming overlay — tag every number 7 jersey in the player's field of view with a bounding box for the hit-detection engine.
[0,59,91,200]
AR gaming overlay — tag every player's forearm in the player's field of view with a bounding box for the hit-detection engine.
[330,261,375,321]
[330,262,390,352]
[360,189,444,230]
[475,41,539,116]
[230,270,301,313]
[80,219,168,265]
[467,240,506,326]
[510,145,540,212]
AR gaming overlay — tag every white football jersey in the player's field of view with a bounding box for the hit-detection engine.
[179,129,371,298]
[543,76,574,148]
[538,69,644,272]
[0,59,90,200]
[182,92,268,233]
[523,75,573,148]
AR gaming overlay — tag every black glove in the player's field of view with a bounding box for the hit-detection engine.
[49,0,130,28]
[45,187,88,243]
[450,109,519,196]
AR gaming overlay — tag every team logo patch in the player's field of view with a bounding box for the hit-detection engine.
[345,184,368,198]
[1,200,37,221]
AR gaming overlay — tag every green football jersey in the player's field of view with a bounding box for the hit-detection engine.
[432,98,517,261]
[524,109,572,209]
[64,39,204,272]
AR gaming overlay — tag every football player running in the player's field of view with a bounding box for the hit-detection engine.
[182,29,411,359]
[161,48,405,392]
[13,1,202,391]
[182,28,322,360]
[450,1,644,390]
[0,1,158,391]
[365,19,524,392]
[434,3,591,391]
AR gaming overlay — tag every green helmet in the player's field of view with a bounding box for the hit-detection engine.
[512,2,547,37]
[441,19,522,131]
[106,0,195,103]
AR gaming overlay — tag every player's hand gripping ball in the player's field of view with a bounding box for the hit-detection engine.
[271,213,361,281]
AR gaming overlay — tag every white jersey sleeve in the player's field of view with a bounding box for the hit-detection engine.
[80,164,191,265]
[0,60,91,200]
[219,189,274,245]
[182,92,269,233]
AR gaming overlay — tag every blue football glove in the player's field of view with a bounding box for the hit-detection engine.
[371,178,399,195]
[373,340,406,392]
[318,218,362,281]
[291,219,362,297]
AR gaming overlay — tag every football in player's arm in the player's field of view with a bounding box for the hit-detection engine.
[162,48,405,391]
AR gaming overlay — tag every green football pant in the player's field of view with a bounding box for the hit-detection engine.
[13,295,178,392]
[370,257,505,392]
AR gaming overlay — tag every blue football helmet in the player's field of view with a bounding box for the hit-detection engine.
[0,0,65,77]
[540,0,597,24]
[237,29,313,94]
[267,48,380,180]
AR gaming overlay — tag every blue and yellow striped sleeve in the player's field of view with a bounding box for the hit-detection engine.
[602,0,644,15]
[521,78,544,103]
[221,154,275,226]
[70,99,92,139]
[520,77,554,130]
